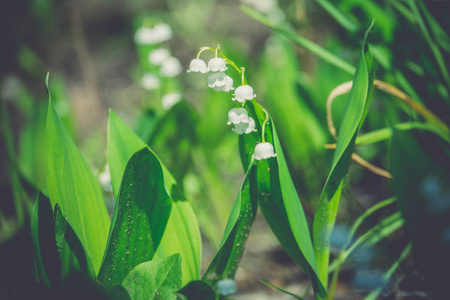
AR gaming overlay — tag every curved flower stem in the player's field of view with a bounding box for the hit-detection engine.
[215,44,220,58]
[196,47,214,59]
[261,109,270,143]
[218,50,248,85]
[324,144,392,178]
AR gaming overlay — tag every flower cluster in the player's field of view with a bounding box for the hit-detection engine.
[135,21,182,110]
[187,46,277,160]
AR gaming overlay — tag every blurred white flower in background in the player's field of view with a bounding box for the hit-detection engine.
[241,0,276,13]
[149,48,170,65]
[98,164,112,192]
[241,0,285,23]
[161,92,182,110]
[135,23,173,45]
[160,57,182,77]
[141,73,160,90]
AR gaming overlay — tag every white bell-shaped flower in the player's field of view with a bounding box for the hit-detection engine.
[141,73,160,90]
[227,108,249,125]
[161,92,181,110]
[212,75,234,92]
[160,57,182,77]
[232,85,256,102]
[149,48,170,65]
[253,142,277,160]
[187,59,208,73]
[207,72,227,89]
[232,117,257,135]
[207,58,227,72]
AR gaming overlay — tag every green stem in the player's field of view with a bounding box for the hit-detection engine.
[261,109,269,143]
[218,50,248,84]
[196,47,214,59]
[215,44,219,58]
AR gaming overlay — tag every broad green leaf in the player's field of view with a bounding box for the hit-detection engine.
[54,204,96,281]
[98,147,172,288]
[122,254,182,300]
[312,22,375,289]
[241,6,355,74]
[239,102,326,297]
[390,129,450,298]
[45,76,110,274]
[176,280,215,300]
[109,285,131,300]
[30,193,61,288]
[107,110,201,285]
[202,162,258,284]
[18,101,47,193]
[154,201,200,286]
